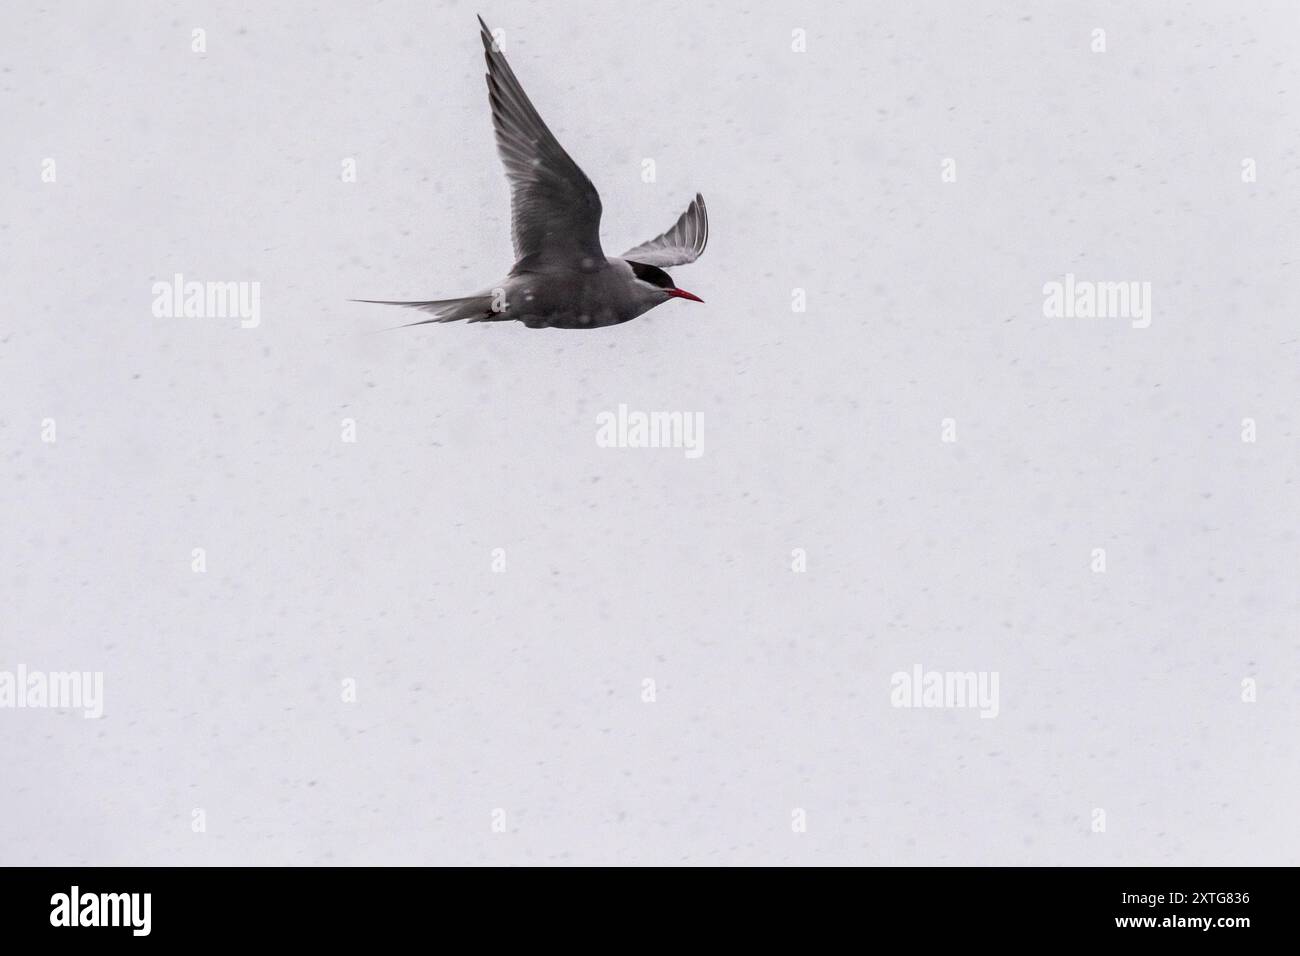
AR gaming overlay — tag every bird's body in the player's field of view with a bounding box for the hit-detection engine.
[406,257,696,329]
[357,16,708,330]
[503,257,666,330]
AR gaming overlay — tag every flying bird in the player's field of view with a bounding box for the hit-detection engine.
[356,16,708,329]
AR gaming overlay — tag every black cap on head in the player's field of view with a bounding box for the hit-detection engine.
[628,260,675,289]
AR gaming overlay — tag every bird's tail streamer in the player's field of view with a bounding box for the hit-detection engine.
[352,295,503,328]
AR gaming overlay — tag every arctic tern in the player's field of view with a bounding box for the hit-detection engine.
[356,16,708,330]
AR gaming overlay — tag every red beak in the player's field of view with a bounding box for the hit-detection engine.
[667,288,704,303]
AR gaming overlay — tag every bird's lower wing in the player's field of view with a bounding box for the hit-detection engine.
[622,193,708,268]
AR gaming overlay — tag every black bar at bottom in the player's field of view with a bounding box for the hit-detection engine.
[0,866,1282,943]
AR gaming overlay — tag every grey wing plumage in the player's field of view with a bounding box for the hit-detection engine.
[622,194,708,268]
[479,16,604,268]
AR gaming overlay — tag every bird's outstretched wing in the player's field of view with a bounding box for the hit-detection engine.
[621,194,708,268]
[479,16,604,268]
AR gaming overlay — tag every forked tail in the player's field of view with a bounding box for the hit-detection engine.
[352,295,502,328]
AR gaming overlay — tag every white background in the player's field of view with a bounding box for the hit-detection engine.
[2,0,1298,864]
